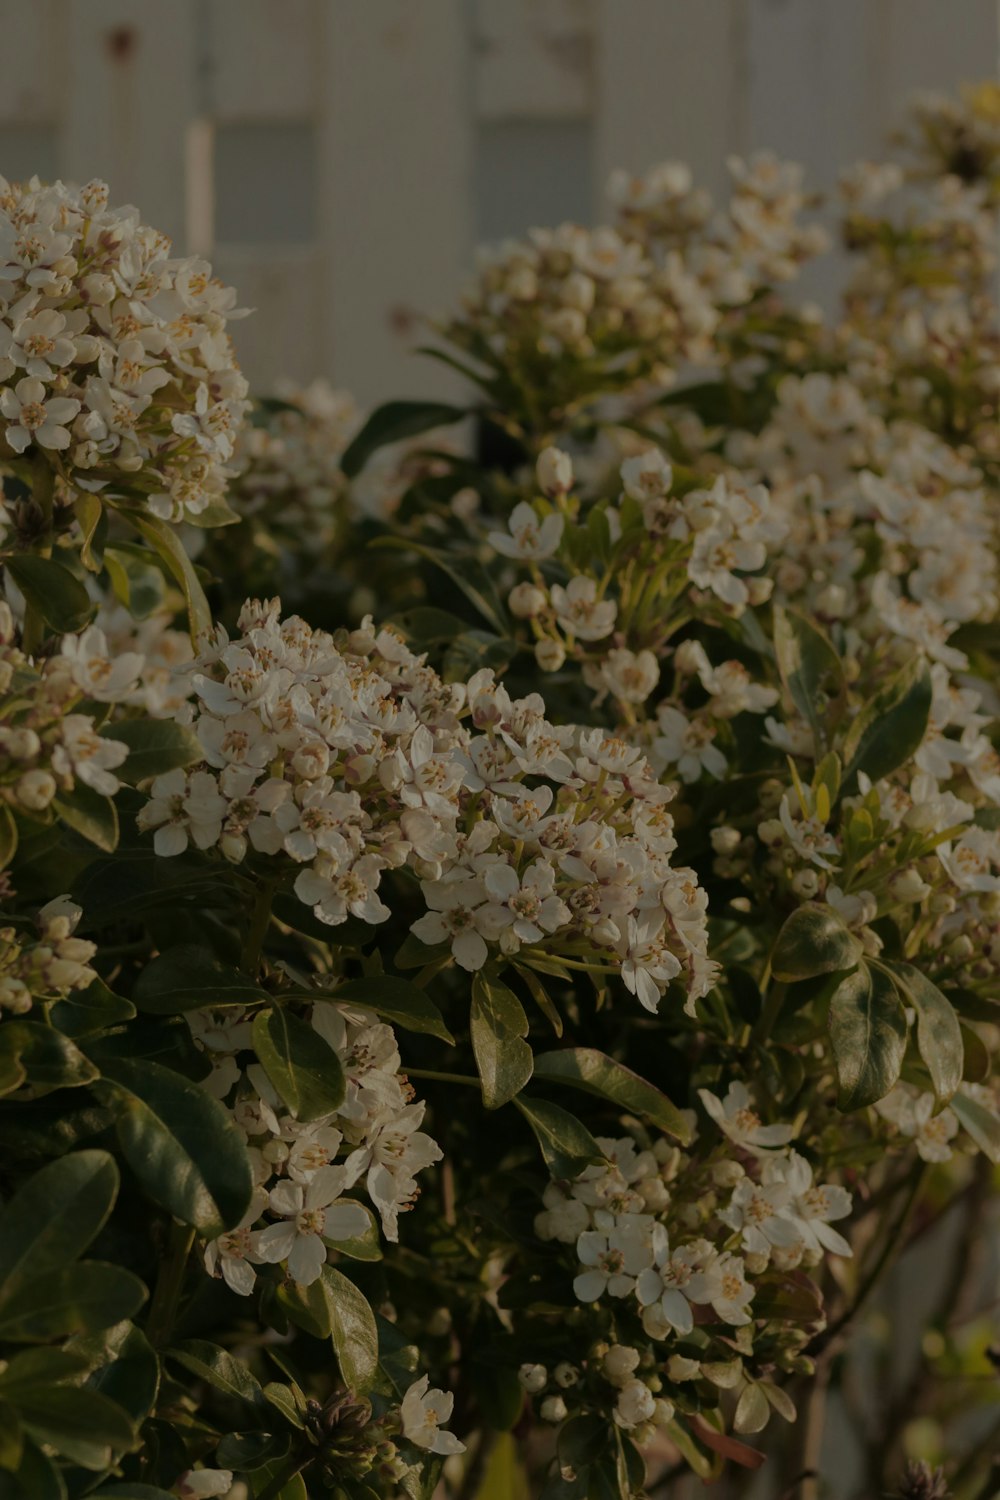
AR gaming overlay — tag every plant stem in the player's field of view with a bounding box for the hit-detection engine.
[145,1221,196,1347]
[243,878,276,976]
[406,1068,482,1089]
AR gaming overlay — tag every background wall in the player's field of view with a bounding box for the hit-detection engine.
[1,0,997,404]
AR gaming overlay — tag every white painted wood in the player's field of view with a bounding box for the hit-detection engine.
[318,0,474,404]
[61,0,197,250]
[475,0,594,120]
[0,0,63,124]
[207,0,323,121]
[212,246,325,391]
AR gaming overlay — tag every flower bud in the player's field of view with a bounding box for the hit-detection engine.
[603,1345,640,1385]
[508,582,547,619]
[711,1159,745,1187]
[889,868,931,903]
[614,1379,656,1429]
[535,638,566,672]
[536,446,573,496]
[554,1362,579,1389]
[15,769,56,811]
[518,1363,547,1394]
[791,868,820,899]
[539,1395,567,1424]
[710,825,741,855]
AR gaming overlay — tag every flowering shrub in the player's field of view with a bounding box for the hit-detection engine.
[1,85,999,1500]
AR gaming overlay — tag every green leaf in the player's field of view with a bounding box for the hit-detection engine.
[842,656,933,786]
[0,1150,118,1294]
[0,1262,146,1342]
[50,976,136,1037]
[771,903,863,983]
[772,605,846,752]
[53,782,119,852]
[8,1438,67,1500]
[0,1021,99,1096]
[120,508,211,639]
[321,1266,379,1394]
[829,964,907,1110]
[100,719,203,784]
[532,1047,692,1143]
[133,945,270,1014]
[250,1461,308,1500]
[370,536,506,634]
[0,803,17,870]
[98,1057,253,1234]
[0,1398,23,1471]
[16,1383,136,1470]
[340,400,468,478]
[950,1088,1000,1162]
[6,553,95,634]
[470,973,533,1109]
[89,1487,177,1499]
[74,491,107,572]
[0,1350,92,1392]
[103,543,167,619]
[168,1340,265,1414]
[322,976,454,1044]
[514,1096,606,1180]
[252,1007,346,1121]
[71,1320,160,1427]
[733,1383,770,1435]
[889,962,963,1101]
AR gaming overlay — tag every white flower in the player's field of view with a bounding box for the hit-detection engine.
[537,445,573,495]
[654,707,726,782]
[137,767,229,856]
[400,1374,465,1454]
[763,1152,853,1256]
[573,1213,655,1302]
[480,859,570,952]
[875,1086,959,1162]
[488,501,563,560]
[176,1470,235,1498]
[614,1378,656,1429]
[718,1177,802,1256]
[549,576,617,641]
[255,1166,368,1285]
[58,626,144,703]
[51,715,129,796]
[203,1202,267,1297]
[698,1082,796,1153]
[621,448,672,502]
[1,375,80,451]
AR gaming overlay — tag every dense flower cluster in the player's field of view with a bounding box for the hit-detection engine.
[0,895,95,1015]
[0,175,248,521]
[136,598,716,1009]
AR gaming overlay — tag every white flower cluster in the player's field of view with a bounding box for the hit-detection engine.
[137,598,716,1013]
[0,175,248,520]
[202,1000,441,1290]
[0,607,136,815]
[0,895,95,1015]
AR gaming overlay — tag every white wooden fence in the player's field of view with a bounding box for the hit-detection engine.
[1,0,997,401]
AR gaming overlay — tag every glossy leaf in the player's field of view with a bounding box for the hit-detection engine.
[951,1088,1000,1162]
[532,1047,691,1143]
[71,1321,160,1427]
[252,1007,346,1121]
[98,1057,254,1233]
[890,962,963,1101]
[53,783,119,852]
[0,1150,119,1295]
[829,965,907,1110]
[321,1266,379,1394]
[324,976,454,1044]
[100,719,203,784]
[470,973,533,1109]
[168,1340,265,1415]
[103,543,167,619]
[771,903,862,984]
[0,1021,99,1097]
[121,508,212,639]
[6,553,95,633]
[133,945,269,1014]
[514,1096,606,1180]
[340,399,468,478]
[16,1383,136,1470]
[842,656,933,786]
[0,1263,146,1342]
[772,604,846,751]
[50,977,136,1037]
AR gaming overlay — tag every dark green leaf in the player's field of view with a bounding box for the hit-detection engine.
[252,1007,346,1121]
[0,1150,118,1293]
[103,543,167,619]
[120,508,211,639]
[771,903,862,984]
[7,1438,67,1500]
[50,977,136,1037]
[829,965,907,1110]
[951,1088,1000,1162]
[100,719,203,784]
[470,973,533,1109]
[89,1487,177,1499]
[6,554,95,634]
[532,1047,691,1143]
[0,803,17,870]
[340,400,468,478]
[514,1096,606,1180]
[321,1266,379,1394]
[889,962,963,1101]
[98,1057,253,1234]
[772,605,846,751]
[53,783,119,852]
[0,1350,92,1391]
[0,1263,146,1342]
[133,945,269,1014]
[0,1021,99,1096]
[0,1398,23,1472]
[321,976,454,1044]
[842,656,933,786]
[370,536,506,634]
[71,1321,160,1427]
[168,1340,265,1414]
[17,1383,136,1469]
